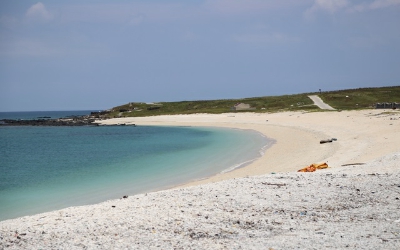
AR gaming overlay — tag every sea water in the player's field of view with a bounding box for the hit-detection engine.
[0,110,97,120]
[0,117,272,221]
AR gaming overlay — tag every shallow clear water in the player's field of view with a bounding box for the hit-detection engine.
[0,125,271,221]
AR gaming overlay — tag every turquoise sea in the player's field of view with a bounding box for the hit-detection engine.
[0,111,272,221]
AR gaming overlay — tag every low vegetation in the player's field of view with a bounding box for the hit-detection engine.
[103,86,399,118]
[318,86,400,110]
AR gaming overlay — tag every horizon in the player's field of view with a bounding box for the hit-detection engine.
[1,84,399,112]
[1,1,399,112]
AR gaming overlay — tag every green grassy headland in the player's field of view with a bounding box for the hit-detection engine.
[102,86,400,118]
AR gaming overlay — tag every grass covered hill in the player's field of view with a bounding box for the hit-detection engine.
[102,86,399,118]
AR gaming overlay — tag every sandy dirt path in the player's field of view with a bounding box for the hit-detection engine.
[308,95,336,110]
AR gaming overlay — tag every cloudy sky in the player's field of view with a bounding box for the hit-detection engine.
[1,0,399,111]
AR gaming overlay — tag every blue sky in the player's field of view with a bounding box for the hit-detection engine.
[1,0,399,111]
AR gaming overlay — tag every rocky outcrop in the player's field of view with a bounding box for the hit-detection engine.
[0,117,99,126]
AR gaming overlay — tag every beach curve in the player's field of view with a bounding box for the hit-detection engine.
[96,110,399,186]
[1,110,399,249]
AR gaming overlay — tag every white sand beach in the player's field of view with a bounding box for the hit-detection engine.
[98,109,400,185]
[1,110,399,249]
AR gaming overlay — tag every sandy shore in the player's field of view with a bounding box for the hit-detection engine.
[98,109,400,186]
[1,109,399,249]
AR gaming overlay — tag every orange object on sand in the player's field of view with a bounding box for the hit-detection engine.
[298,162,328,172]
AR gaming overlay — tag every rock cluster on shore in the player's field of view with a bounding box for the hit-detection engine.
[1,153,399,249]
[0,117,99,126]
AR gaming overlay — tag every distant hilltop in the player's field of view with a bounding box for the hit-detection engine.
[3,86,397,125]
[101,86,400,118]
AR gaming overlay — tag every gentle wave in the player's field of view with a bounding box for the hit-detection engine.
[220,133,275,174]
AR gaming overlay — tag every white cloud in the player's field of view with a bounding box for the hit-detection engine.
[0,39,61,57]
[0,36,109,58]
[233,33,301,45]
[305,0,400,15]
[128,14,145,26]
[305,0,349,17]
[26,2,53,21]
[182,31,199,41]
[370,0,400,9]
[31,1,308,25]
[349,0,400,12]
[57,3,190,25]
[205,0,272,15]
[204,0,309,15]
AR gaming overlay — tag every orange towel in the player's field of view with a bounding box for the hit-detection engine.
[298,162,328,172]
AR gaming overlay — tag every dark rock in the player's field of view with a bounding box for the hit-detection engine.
[0,116,99,127]
[320,139,333,144]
